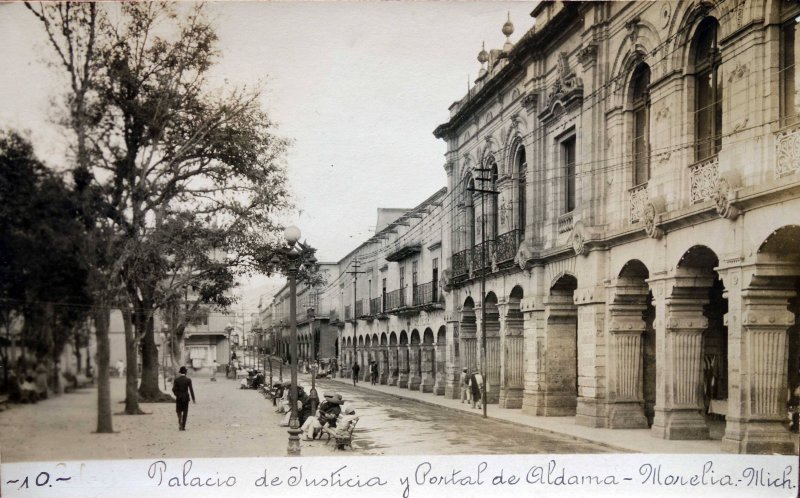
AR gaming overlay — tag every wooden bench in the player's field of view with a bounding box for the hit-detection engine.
[329,418,359,451]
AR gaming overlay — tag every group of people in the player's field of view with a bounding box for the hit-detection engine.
[459,368,485,409]
[6,362,52,404]
[299,391,359,447]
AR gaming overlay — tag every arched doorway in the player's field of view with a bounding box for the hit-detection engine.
[608,259,654,428]
[652,245,726,441]
[500,286,525,409]
[484,292,501,404]
[718,225,800,454]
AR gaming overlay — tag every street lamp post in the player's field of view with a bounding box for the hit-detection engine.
[271,225,317,456]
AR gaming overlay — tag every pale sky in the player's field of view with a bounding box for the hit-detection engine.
[0,1,535,316]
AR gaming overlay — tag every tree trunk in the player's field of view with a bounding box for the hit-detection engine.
[138,297,171,402]
[121,307,143,414]
[93,302,113,433]
[75,343,83,374]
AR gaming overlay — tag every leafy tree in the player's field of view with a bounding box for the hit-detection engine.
[28,1,291,415]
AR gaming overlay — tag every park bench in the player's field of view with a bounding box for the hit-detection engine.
[323,418,358,451]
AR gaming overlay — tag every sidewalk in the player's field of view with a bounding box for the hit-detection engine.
[323,375,725,454]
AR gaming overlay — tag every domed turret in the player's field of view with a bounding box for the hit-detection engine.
[502,12,515,52]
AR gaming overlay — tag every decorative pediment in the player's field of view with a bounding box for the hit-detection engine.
[538,52,583,122]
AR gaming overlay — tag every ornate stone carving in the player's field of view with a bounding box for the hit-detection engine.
[577,44,598,69]
[660,3,671,28]
[643,202,663,239]
[514,238,534,270]
[711,177,740,220]
[625,16,640,43]
[558,212,573,233]
[571,221,586,256]
[689,156,719,204]
[776,127,800,177]
[539,52,583,121]
[629,184,648,224]
[521,92,539,113]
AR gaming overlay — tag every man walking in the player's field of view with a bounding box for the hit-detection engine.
[351,362,360,387]
[172,366,195,431]
[371,360,379,385]
[459,368,470,404]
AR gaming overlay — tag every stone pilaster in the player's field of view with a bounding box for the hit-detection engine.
[574,296,607,427]
[650,279,710,440]
[521,295,547,415]
[444,318,461,398]
[605,282,649,429]
[499,302,525,409]
[408,344,421,390]
[388,346,399,386]
[721,270,796,454]
[419,344,435,393]
[379,347,389,384]
[537,292,579,416]
[398,345,409,388]
[433,338,447,395]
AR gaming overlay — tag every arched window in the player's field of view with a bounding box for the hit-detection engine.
[693,18,722,161]
[631,63,651,184]
[514,143,527,235]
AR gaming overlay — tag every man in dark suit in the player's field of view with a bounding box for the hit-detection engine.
[172,366,195,431]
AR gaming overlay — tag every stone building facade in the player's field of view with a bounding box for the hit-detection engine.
[426,0,800,454]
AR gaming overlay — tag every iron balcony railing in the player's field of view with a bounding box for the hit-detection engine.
[370,297,382,315]
[452,249,469,277]
[471,239,495,269]
[412,281,437,306]
[355,298,365,317]
[384,288,405,310]
[494,229,520,263]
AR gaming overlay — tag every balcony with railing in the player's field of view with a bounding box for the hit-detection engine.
[452,249,470,278]
[355,298,366,318]
[689,155,719,204]
[412,281,438,306]
[384,288,406,310]
[370,296,382,315]
[494,229,519,263]
[471,239,494,269]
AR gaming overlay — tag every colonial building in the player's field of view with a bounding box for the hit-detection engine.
[426,0,800,454]
[323,188,450,391]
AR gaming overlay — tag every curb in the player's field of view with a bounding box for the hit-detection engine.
[317,376,633,454]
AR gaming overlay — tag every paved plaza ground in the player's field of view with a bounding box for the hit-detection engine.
[0,373,615,463]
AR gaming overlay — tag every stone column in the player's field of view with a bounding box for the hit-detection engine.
[398,346,409,388]
[444,318,461,398]
[419,344,435,392]
[499,302,524,409]
[408,344,421,390]
[388,345,399,386]
[605,286,649,429]
[380,347,389,384]
[721,271,796,454]
[650,279,710,440]
[434,336,447,395]
[539,293,578,416]
[521,296,546,415]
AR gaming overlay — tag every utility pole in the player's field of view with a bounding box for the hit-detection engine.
[468,167,498,419]
[347,258,366,378]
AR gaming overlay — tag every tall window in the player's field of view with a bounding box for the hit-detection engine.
[399,265,405,306]
[694,18,722,161]
[411,261,418,289]
[782,14,800,127]
[631,63,651,184]
[490,162,499,238]
[466,177,476,249]
[515,144,527,234]
[563,136,576,212]
[431,258,439,302]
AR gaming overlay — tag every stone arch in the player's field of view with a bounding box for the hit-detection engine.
[388,331,399,386]
[460,297,477,373]
[419,327,436,393]
[380,332,388,345]
[668,3,723,74]
[656,245,726,441]
[389,331,398,345]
